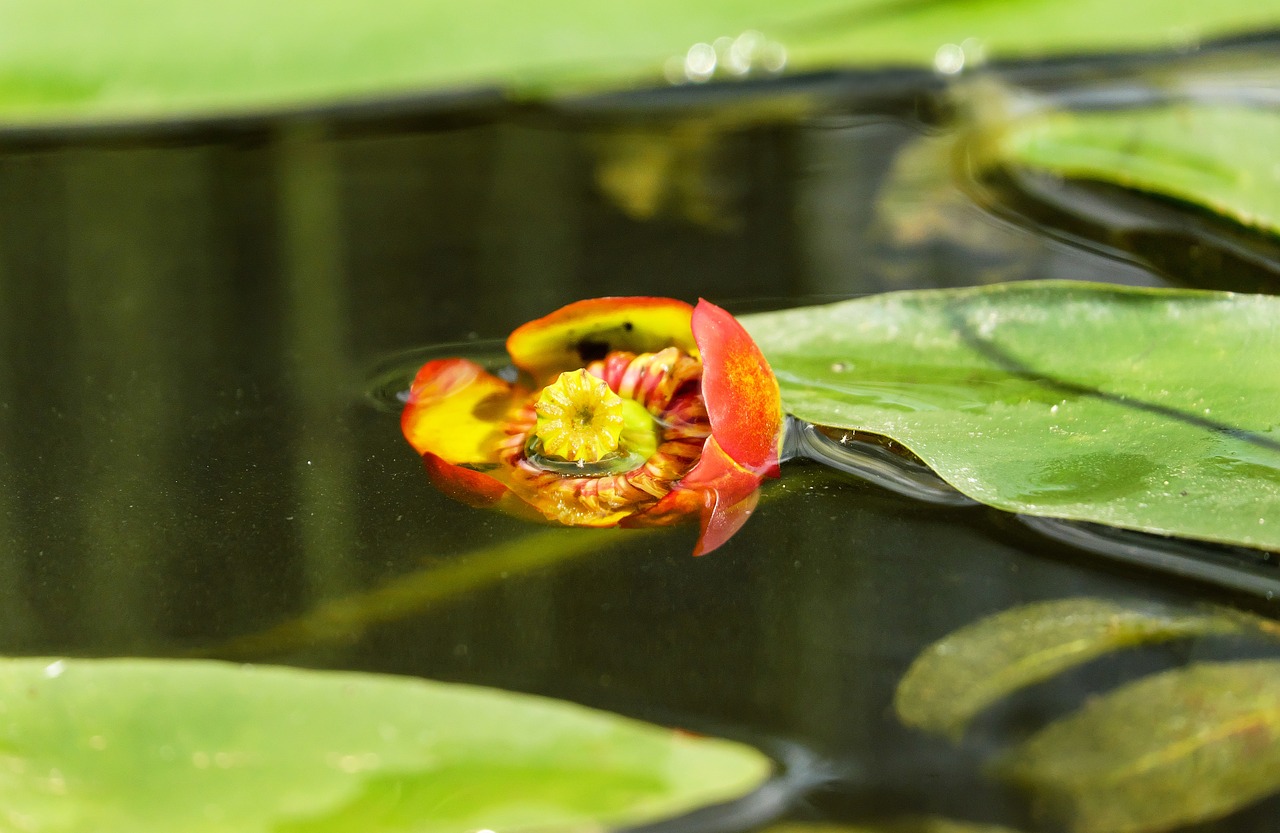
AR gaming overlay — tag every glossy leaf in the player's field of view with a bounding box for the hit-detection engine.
[996,104,1280,237]
[1,1,1278,125]
[1003,660,1280,833]
[894,598,1247,739]
[0,657,771,832]
[742,281,1280,551]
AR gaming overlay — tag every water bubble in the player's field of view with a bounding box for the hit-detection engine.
[684,42,717,83]
[760,41,787,74]
[933,43,966,75]
[960,37,987,67]
[670,31,786,84]
[663,56,687,84]
[726,30,765,75]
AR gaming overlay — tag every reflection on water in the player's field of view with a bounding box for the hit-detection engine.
[0,36,1278,833]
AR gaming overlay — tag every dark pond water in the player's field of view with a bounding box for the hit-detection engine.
[1,34,1278,832]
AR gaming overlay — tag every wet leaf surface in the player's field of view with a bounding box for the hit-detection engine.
[743,282,1280,551]
[1003,659,1280,833]
[893,597,1248,739]
[996,104,1280,237]
[0,657,770,832]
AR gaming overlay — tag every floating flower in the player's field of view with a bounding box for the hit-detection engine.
[402,297,783,555]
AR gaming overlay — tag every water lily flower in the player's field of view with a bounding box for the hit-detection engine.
[401,297,783,555]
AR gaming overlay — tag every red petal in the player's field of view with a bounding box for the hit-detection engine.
[692,299,782,478]
[631,435,766,555]
[507,297,696,383]
[693,487,760,557]
[422,452,508,506]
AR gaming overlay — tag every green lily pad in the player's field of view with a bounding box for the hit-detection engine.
[1003,660,1280,833]
[1,1,1278,126]
[742,281,1280,551]
[996,104,1280,237]
[894,598,1249,739]
[0,657,771,832]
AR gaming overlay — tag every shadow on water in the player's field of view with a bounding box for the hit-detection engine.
[0,32,1279,833]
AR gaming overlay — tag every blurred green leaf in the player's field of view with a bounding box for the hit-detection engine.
[765,819,1025,833]
[996,104,1280,237]
[893,598,1248,739]
[0,657,770,832]
[743,281,1280,551]
[1,1,1278,125]
[1003,660,1280,833]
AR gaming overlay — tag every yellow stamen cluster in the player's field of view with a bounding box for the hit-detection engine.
[534,369,626,463]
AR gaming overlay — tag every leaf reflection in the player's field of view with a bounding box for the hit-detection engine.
[200,526,637,660]
[893,597,1247,739]
[1003,660,1280,833]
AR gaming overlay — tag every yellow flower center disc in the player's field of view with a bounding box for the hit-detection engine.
[534,369,626,463]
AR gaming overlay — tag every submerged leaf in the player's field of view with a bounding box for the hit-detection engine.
[0,657,771,832]
[1004,660,1280,833]
[742,282,1280,551]
[894,598,1247,739]
[996,104,1280,237]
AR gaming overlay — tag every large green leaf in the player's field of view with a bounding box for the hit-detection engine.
[0,657,771,832]
[742,282,1280,550]
[1,1,1278,125]
[1003,660,1280,833]
[995,104,1280,237]
[894,598,1249,739]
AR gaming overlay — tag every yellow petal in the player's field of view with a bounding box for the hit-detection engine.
[507,297,697,383]
[401,358,522,466]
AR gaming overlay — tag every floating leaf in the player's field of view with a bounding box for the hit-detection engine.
[995,104,1280,237]
[1,1,1278,125]
[894,598,1247,739]
[1003,660,1280,833]
[742,281,1280,551]
[0,657,771,832]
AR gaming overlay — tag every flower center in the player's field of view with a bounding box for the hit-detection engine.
[534,369,627,463]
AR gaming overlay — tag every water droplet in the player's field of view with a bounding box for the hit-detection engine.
[684,42,717,83]
[42,660,65,679]
[726,30,765,75]
[933,43,965,75]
